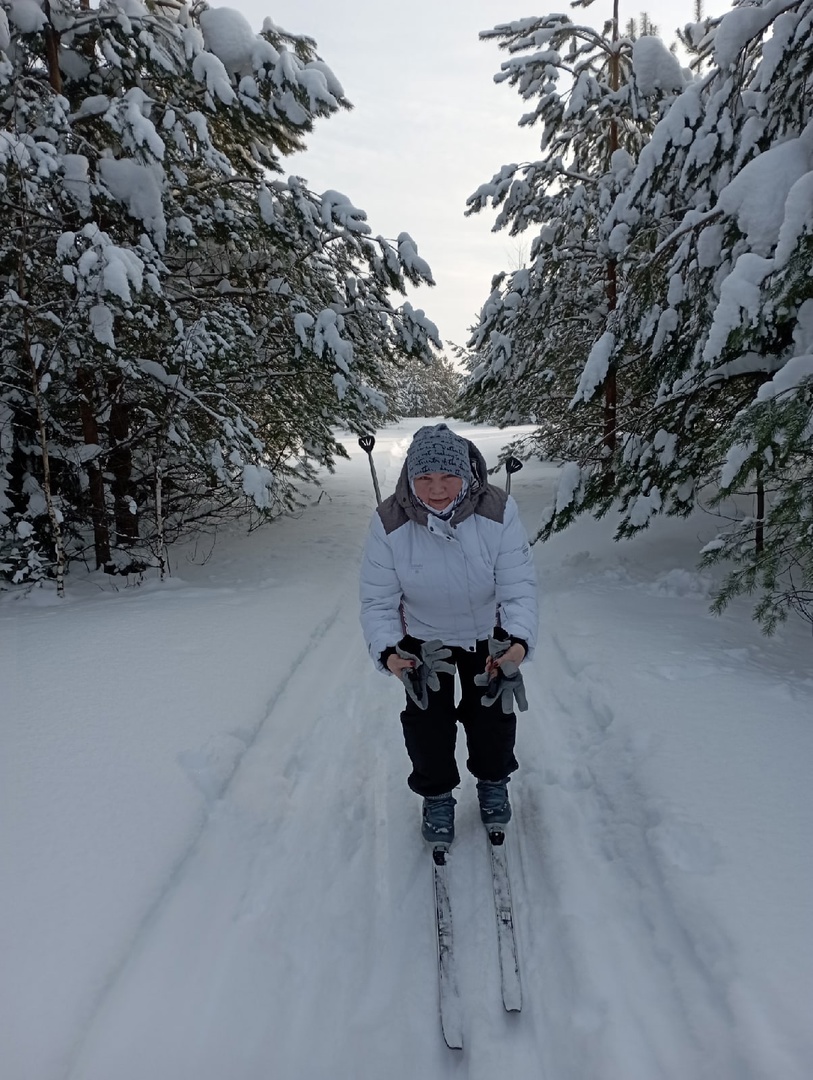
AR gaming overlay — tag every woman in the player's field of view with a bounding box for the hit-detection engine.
[359,423,538,850]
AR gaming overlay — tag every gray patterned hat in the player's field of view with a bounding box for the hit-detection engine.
[407,424,472,484]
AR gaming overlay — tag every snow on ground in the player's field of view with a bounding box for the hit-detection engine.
[2,419,812,1080]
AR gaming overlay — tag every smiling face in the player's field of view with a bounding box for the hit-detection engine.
[412,472,464,511]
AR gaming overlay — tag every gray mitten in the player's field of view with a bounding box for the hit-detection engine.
[396,638,454,710]
[474,637,528,714]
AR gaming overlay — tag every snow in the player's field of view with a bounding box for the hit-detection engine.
[2,419,813,1080]
[774,169,813,267]
[320,189,370,234]
[716,123,813,256]
[627,485,663,527]
[696,222,724,268]
[607,221,628,255]
[304,59,344,100]
[793,298,813,353]
[702,253,772,365]
[713,0,784,71]
[240,462,274,508]
[112,88,167,160]
[89,303,115,346]
[720,440,756,489]
[192,50,237,106]
[554,459,582,513]
[73,95,111,121]
[312,308,353,371]
[276,89,308,125]
[297,65,339,111]
[293,311,314,346]
[756,354,813,402]
[0,7,10,51]
[98,159,166,250]
[572,330,614,403]
[62,154,92,216]
[102,246,145,305]
[6,0,46,33]
[198,7,257,77]
[397,232,435,284]
[632,36,685,96]
[398,301,441,352]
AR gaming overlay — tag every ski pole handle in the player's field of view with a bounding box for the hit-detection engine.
[358,435,382,506]
[504,456,523,494]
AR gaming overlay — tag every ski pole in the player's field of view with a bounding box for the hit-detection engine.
[358,435,382,506]
[504,456,523,494]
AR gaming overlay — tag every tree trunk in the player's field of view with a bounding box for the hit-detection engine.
[603,0,620,469]
[108,376,138,544]
[154,459,168,579]
[753,375,769,556]
[755,469,765,556]
[17,231,66,593]
[7,407,38,517]
[42,2,63,93]
[604,258,618,464]
[31,362,66,595]
[77,368,112,569]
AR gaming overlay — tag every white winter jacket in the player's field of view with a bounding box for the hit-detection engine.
[359,441,538,671]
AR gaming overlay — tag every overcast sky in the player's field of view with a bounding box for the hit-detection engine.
[231,0,731,352]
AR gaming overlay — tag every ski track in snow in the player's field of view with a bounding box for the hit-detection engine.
[518,615,750,1080]
[4,420,812,1080]
[63,598,347,1079]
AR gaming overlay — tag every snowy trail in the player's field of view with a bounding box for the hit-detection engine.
[60,597,347,1078]
[517,610,749,1080]
[4,420,812,1080]
[64,434,543,1080]
[515,568,813,1080]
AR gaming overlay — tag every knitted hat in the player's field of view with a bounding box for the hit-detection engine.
[406,424,472,484]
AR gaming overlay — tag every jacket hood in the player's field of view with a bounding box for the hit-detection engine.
[393,438,491,527]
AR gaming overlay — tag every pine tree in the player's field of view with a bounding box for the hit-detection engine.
[0,1,439,586]
[393,353,462,417]
[457,5,685,469]
[557,0,813,630]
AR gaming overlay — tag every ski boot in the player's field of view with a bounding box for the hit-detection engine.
[422,793,456,862]
[477,778,511,845]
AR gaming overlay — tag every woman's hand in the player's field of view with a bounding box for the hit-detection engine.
[475,637,529,713]
[387,653,416,676]
[485,641,525,677]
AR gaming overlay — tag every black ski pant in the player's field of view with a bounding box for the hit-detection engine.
[400,638,518,798]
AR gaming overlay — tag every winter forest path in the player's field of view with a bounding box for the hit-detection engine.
[3,420,812,1080]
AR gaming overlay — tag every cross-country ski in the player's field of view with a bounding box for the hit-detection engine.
[432,847,463,1050]
[488,831,522,1014]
